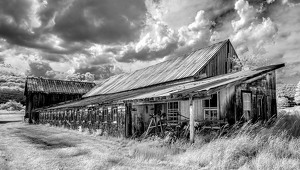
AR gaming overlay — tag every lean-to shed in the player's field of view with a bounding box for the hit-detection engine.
[24,77,96,123]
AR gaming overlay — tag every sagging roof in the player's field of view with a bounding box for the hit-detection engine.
[25,77,96,95]
[84,40,230,97]
[43,63,284,110]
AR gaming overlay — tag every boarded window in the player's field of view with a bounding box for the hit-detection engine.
[242,92,252,120]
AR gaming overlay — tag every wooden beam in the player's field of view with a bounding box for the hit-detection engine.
[189,94,195,143]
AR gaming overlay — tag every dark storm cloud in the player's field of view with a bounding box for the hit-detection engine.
[53,0,147,45]
[88,55,113,66]
[0,55,4,63]
[27,61,55,78]
[42,54,68,62]
[0,0,147,56]
[0,0,66,54]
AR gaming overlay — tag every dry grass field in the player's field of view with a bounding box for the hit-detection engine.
[0,110,24,124]
[1,108,300,170]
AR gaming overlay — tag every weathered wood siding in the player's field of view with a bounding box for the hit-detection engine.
[234,71,277,122]
[39,104,126,137]
[196,41,240,79]
[180,99,203,121]
[26,92,83,122]
[219,86,236,124]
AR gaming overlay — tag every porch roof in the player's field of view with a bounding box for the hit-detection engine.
[41,63,284,110]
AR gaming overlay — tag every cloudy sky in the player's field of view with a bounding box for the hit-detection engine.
[0,0,299,83]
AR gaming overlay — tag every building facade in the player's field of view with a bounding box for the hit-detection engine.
[32,40,284,141]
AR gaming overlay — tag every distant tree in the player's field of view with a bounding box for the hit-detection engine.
[0,86,25,105]
[295,81,300,105]
[277,97,289,108]
[66,72,95,82]
[84,72,95,82]
[0,100,24,111]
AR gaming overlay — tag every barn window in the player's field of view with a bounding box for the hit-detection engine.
[167,102,179,123]
[112,107,118,123]
[103,108,108,123]
[242,92,252,121]
[97,108,102,122]
[203,93,218,120]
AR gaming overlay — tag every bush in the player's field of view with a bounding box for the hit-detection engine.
[295,81,300,105]
[0,100,25,111]
[277,97,289,108]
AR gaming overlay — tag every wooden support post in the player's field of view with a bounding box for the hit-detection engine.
[189,95,195,143]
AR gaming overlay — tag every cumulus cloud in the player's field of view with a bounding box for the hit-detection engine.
[75,65,123,80]
[0,0,300,84]
[231,0,257,32]
[117,9,213,62]
[229,0,278,68]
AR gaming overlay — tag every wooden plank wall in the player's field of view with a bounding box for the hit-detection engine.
[196,41,240,79]
[234,71,277,122]
[39,104,126,137]
[180,99,203,121]
[219,86,236,124]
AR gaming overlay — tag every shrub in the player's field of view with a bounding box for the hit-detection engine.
[295,81,300,105]
[0,100,25,111]
[277,96,289,108]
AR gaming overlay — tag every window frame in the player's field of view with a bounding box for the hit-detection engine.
[103,107,108,123]
[203,93,219,120]
[242,90,252,121]
[112,107,118,124]
[167,101,180,122]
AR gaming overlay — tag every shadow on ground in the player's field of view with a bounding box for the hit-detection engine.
[0,120,22,124]
[19,134,76,150]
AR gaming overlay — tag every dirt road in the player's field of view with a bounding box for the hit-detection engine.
[0,122,187,170]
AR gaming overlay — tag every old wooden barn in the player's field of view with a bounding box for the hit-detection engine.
[24,77,96,123]
[32,40,284,141]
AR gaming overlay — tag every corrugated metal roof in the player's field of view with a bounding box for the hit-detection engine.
[124,63,285,100]
[84,40,229,97]
[43,63,284,110]
[25,77,96,94]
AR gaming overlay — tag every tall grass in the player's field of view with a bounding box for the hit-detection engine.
[129,109,300,169]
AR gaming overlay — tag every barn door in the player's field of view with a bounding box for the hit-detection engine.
[242,91,252,121]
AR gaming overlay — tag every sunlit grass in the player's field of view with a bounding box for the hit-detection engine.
[128,109,300,169]
[2,108,300,169]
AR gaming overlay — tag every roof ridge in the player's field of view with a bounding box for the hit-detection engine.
[128,39,229,75]
[26,76,96,84]
[96,39,229,84]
